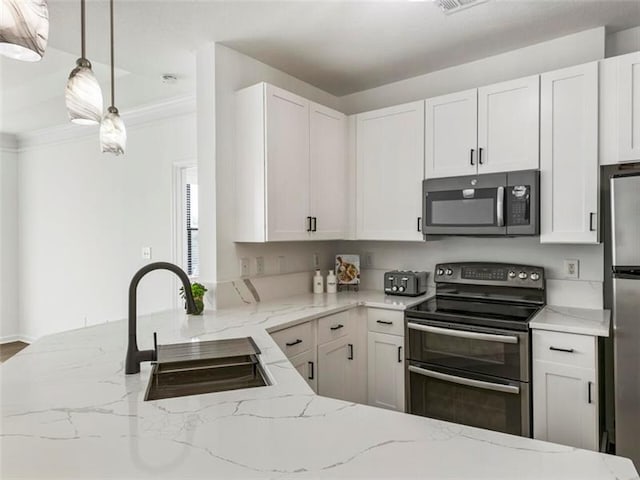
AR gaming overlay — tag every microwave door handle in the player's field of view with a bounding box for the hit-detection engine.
[408,365,520,395]
[497,186,505,227]
[407,322,519,344]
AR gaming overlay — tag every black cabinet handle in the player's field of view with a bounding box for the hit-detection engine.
[311,217,317,232]
[470,148,475,166]
[330,324,344,331]
[589,212,596,232]
[417,217,422,232]
[377,320,393,325]
[306,216,312,232]
[588,381,593,404]
[478,147,484,165]
[348,343,354,360]
[549,346,574,353]
[308,361,314,380]
[286,339,302,347]
[398,346,402,363]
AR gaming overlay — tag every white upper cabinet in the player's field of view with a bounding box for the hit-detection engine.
[309,102,347,240]
[425,75,540,179]
[356,101,424,241]
[477,75,540,174]
[600,52,640,165]
[540,62,599,244]
[618,52,640,161]
[265,85,311,241]
[425,89,478,178]
[235,83,347,242]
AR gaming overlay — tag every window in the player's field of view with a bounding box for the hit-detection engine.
[176,165,199,278]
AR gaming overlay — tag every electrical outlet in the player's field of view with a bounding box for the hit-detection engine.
[564,259,579,279]
[141,246,152,260]
[256,256,265,275]
[278,256,286,274]
[364,252,374,268]
[312,253,320,269]
[240,257,250,277]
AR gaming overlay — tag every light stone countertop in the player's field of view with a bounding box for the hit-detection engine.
[529,305,611,337]
[1,290,637,479]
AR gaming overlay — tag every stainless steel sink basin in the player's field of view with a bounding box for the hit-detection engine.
[144,337,271,401]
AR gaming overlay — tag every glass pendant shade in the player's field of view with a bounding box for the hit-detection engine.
[0,0,49,61]
[100,106,126,155]
[65,58,103,125]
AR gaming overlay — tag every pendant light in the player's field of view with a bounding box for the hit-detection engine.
[100,0,126,155]
[65,0,103,125]
[0,0,49,61]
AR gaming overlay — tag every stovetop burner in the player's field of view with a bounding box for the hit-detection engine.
[405,262,546,331]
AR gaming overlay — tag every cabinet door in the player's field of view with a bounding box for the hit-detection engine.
[540,62,599,244]
[619,52,640,161]
[478,75,540,173]
[310,102,347,239]
[367,332,405,412]
[289,349,317,393]
[317,333,362,403]
[265,84,311,241]
[425,89,478,178]
[533,359,598,451]
[356,102,424,241]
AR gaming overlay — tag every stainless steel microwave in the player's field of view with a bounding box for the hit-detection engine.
[422,170,539,237]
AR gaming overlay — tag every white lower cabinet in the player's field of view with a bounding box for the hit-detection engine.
[289,349,317,393]
[532,330,599,450]
[367,331,405,412]
[317,333,364,403]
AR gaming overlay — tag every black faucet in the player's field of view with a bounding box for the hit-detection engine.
[125,262,198,374]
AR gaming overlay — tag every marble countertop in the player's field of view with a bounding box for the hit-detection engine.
[530,305,611,337]
[1,290,636,479]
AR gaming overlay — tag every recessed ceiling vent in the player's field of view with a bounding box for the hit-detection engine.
[435,0,488,15]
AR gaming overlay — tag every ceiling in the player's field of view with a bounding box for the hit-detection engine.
[1,0,639,134]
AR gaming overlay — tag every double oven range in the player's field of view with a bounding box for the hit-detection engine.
[404,262,545,437]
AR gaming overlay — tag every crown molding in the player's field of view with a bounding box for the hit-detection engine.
[16,95,196,151]
[0,132,19,152]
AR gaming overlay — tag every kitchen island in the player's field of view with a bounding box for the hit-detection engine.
[1,291,637,479]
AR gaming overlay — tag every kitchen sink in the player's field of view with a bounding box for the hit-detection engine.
[144,337,271,401]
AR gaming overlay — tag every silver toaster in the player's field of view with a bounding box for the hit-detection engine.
[384,270,428,297]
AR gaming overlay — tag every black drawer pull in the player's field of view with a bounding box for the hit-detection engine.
[398,346,402,363]
[348,343,354,360]
[549,346,574,353]
[478,147,484,165]
[286,339,302,347]
[417,217,422,232]
[306,216,312,232]
[330,324,344,331]
[308,361,314,380]
[376,320,393,325]
[588,381,593,404]
[470,148,475,166]
[311,216,317,232]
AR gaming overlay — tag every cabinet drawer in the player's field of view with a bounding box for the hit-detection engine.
[271,321,314,358]
[317,311,351,345]
[367,309,404,336]
[532,330,596,369]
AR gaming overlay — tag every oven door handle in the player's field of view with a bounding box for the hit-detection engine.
[407,322,519,344]
[408,365,520,395]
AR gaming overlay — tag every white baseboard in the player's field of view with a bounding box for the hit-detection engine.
[0,334,35,345]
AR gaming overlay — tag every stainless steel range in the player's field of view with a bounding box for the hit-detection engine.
[404,262,545,437]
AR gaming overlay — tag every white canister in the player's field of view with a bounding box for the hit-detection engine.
[313,270,324,294]
[326,270,337,293]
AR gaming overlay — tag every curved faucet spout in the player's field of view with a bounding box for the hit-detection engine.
[125,262,198,374]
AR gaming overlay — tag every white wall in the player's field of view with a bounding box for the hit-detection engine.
[0,134,20,341]
[16,112,196,339]
[210,43,342,283]
[341,27,605,114]
[606,26,640,57]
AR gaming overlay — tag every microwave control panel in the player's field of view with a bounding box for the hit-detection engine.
[507,185,531,226]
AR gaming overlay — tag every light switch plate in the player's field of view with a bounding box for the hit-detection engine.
[564,259,579,279]
[240,257,250,277]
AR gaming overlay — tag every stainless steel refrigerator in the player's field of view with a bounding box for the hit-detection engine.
[611,172,640,468]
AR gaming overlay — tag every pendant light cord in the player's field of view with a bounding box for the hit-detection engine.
[110,0,115,108]
[80,0,86,59]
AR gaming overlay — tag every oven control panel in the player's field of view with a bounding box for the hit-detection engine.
[434,262,544,288]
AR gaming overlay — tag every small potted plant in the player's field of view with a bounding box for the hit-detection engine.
[179,282,208,315]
